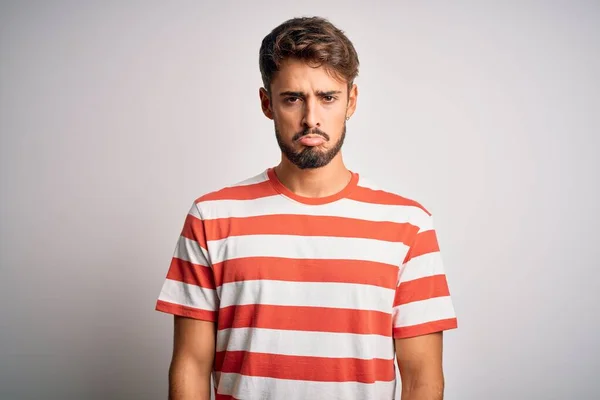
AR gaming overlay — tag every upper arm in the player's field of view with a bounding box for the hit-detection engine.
[157,200,219,368]
[395,332,444,392]
[392,212,457,394]
[172,315,216,372]
[157,203,218,398]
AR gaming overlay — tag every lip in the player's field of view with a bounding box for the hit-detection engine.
[297,135,326,146]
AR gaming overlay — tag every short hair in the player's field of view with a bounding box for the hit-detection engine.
[259,16,360,94]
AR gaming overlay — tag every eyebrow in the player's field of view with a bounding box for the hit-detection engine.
[279,90,342,97]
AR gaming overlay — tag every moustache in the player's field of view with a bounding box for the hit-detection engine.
[292,128,330,142]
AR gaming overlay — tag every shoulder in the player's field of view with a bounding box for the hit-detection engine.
[353,174,435,230]
[355,175,431,214]
[189,170,271,216]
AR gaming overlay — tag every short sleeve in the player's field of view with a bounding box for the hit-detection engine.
[155,202,218,321]
[392,214,458,339]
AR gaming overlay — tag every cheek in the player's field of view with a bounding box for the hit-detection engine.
[320,102,346,120]
[325,108,346,126]
[274,108,301,127]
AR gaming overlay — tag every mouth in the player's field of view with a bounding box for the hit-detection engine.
[297,135,326,147]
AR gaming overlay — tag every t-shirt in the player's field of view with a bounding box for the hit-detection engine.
[155,167,458,400]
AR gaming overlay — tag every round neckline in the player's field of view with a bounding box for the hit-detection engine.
[266,167,359,205]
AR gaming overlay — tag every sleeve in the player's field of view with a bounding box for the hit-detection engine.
[155,202,218,322]
[392,213,458,339]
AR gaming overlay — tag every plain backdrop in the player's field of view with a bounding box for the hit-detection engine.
[1,1,599,399]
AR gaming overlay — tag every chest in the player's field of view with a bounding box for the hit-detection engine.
[209,233,404,314]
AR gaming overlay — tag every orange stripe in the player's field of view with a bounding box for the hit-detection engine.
[393,318,458,339]
[218,304,393,336]
[215,351,395,383]
[155,300,217,321]
[203,214,418,243]
[212,257,398,288]
[197,181,276,202]
[167,257,215,289]
[350,186,430,213]
[267,167,359,205]
[181,214,208,250]
[393,275,450,306]
[404,230,439,262]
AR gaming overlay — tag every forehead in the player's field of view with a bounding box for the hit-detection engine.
[271,58,347,91]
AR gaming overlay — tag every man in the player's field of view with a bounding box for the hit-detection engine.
[156,16,458,400]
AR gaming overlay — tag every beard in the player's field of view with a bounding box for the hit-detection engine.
[275,122,346,170]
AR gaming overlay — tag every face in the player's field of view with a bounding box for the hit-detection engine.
[260,58,358,170]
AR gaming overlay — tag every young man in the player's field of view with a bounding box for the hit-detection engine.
[156,16,458,400]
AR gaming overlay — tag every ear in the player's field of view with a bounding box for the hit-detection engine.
[259,87,274,120]
[346,83,358,119]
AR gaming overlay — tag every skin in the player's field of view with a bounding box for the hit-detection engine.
[168,316,215,400]
[168,57,445,400]
[259,58,357,198]
[396,332,445,399]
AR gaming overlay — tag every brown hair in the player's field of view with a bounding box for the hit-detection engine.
[259,16,359,94]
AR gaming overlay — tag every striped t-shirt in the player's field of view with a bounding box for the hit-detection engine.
[156,167,458,400]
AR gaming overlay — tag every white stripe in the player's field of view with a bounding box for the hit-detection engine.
[158,279,217,311]
[217,327,394,360]
[356,176,385,192]
[417,218,435,232]
[357,177,431,213]
[399,252,445,283]
[198,195,431,227]
[174,236,210,266]
[393,296,456,328]
[216,373,396,400]
[207,234,408,266]
[187,203,202,219]
[218,280,395,313]
[229,171,269,187]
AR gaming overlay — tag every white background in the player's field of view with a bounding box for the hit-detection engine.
[1,1,599,399]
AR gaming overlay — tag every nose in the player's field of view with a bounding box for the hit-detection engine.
[302,98,320,129]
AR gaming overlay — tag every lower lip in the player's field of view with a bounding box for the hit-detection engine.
[298,136,326,146]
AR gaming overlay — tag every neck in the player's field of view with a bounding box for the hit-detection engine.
[274,154,352,198]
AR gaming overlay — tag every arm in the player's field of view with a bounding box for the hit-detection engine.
[395,332,445,400]
[169,315,216,400]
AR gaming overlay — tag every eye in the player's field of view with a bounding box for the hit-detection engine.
[285,97,301,104]
[323,95,336,102]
